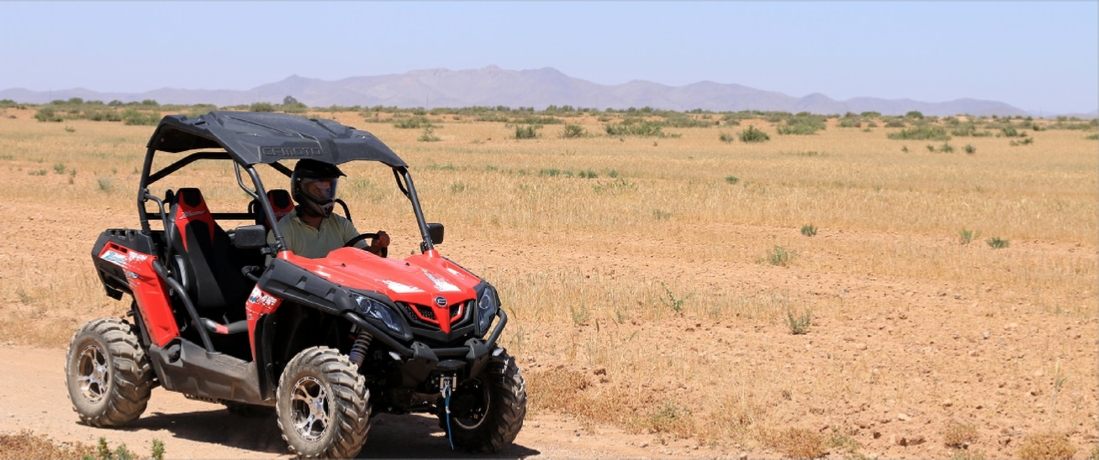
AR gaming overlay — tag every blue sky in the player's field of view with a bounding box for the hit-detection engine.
[2,2,1096,114]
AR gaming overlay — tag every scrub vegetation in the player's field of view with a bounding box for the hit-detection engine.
[1,102,1096,458]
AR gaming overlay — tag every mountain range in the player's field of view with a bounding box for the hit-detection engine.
[0,66,1075,117]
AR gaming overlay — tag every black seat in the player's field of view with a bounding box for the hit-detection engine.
[168,188,251,310]
[250,189,294,229]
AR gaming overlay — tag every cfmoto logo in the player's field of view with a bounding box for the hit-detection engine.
[434,297,447,307]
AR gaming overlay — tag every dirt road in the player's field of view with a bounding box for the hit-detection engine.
[0,345,728,459]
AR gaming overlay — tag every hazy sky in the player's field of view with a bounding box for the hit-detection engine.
[2,2,1096,114]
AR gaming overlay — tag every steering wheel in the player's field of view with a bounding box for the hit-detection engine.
[344,233,388,258]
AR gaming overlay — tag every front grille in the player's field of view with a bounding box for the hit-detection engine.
[416,305,436,320]
[397,300,473,330]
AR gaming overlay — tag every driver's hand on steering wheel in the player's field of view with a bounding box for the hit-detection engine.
[369,230,390,253]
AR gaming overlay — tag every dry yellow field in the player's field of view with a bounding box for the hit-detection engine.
[0,107,1096,458]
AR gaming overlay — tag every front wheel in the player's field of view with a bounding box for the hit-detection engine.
[64,318,154,427]
[276,347,371,459]
[443,351,527,453]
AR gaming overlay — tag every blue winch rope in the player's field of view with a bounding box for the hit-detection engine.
[444,383,455,451]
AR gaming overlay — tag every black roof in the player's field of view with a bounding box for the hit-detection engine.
[147,111,407,168]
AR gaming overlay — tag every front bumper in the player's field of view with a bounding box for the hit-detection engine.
[343,308,508,386]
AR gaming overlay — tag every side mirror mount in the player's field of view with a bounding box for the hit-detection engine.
[427,223,444,245]
[233,224,268,250]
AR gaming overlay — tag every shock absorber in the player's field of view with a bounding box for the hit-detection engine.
[348,329,373,366]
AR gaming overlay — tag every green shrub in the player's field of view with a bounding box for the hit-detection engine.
[958,228,976,244]
[394,115,433,129]
[964,144,976,154]
[1001,126,1021,137]
[938,143,955,153]
[950,123,978,136]
[776,115,826,135]
[34,107,63,122]
[837,118,863,128]
[986,237,1009,249]
[884,118,906,128]
[514,124,541,139]
[888,125,950,141]
[560,124,586,138]
[121,109,160,126]
[1086,133,1098,140]
[249,102,275,112]
[906,110,924,119]
[738,126,770,143]
[785,308,812,334]
[577,169,598,179]
[800,224,817,236]
[767,245,793,266]
[725,175,739,184]
[719,131,735,143]
[604,120,672,137]
[417,126,440,142]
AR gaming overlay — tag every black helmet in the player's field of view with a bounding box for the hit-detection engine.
[291,159,345,217]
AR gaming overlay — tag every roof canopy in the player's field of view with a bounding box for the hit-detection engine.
[148,111,407,168]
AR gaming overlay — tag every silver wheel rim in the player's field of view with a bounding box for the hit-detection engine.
[452,380,490,430]
[290,376,330,442]
[77,343,109,404]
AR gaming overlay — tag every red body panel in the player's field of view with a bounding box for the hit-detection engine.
[97,243,179,346]
[278,248,481,334]
[244,286,283,360]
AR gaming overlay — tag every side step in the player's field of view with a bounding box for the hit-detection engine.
[149,339,268,405]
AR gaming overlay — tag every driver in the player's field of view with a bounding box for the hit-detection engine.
[267,159,389,259]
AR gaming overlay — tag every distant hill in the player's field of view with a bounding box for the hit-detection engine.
[0,66,1038,117]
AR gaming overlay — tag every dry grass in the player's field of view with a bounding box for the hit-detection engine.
[0,430,90,459]
[942,421,979,448]
[1,108,1096,457]
[1017,432,1077,460]
[764,427,828,459]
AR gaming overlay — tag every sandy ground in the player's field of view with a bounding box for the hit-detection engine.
[0,345,733,459]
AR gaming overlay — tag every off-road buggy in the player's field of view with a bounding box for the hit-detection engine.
[67,111,526,457]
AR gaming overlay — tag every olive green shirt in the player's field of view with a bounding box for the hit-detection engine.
[267,208,366,259]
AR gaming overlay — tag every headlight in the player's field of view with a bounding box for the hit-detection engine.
[353,294,407,335]
[476,287,499,335]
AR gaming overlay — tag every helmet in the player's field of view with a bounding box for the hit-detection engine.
[291,159,345,217]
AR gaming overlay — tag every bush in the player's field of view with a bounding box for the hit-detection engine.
[393,115,433,129]
[719,131,735,143]
[785,308,812,335]
[767,245,793,266]
[986,237,1009,249]
[417,126,440,142]
[514,125,540,139]
[249,102,276,112]
[725,175,739,184]
[906,110,924,119]
[34,107,63,122]
[800,224,817,236]
[884,118,907,128]
[604,120,671,137]
[888,125,950,141]
[121,109,160,126]
[738,126,770,143]
[964,144,976,154]
[1017,432,1076,460]
[776,115,826,135]
[560,124,586,138]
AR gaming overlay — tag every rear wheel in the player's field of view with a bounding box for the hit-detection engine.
[65,318,154,427]
[444,351,527,453]
[276,347,371,459]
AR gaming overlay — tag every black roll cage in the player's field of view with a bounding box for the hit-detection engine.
[136,148,438,255]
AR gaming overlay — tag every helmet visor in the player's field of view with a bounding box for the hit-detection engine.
[300,177,339,203]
